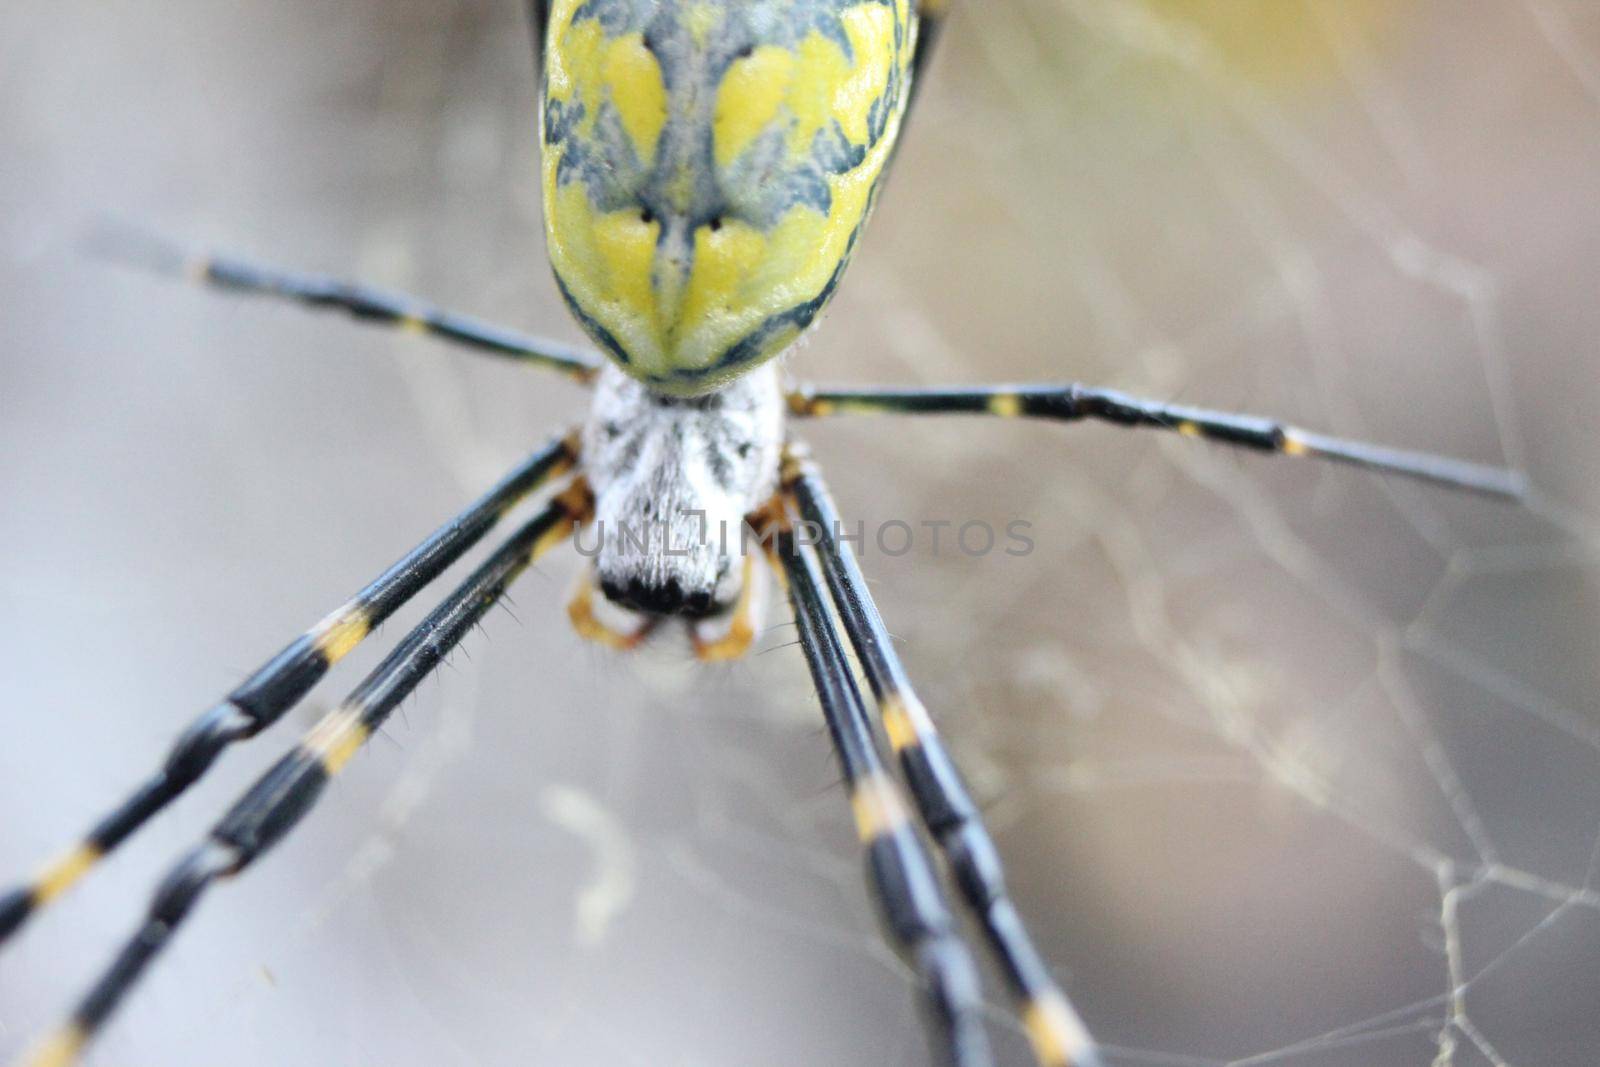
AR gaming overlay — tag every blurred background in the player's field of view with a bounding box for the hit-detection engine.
[3,1,1599,1064]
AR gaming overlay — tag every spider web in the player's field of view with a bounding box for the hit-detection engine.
[1,2,1598,1066]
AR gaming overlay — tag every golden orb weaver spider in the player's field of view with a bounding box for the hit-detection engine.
[0,3,1526,1066]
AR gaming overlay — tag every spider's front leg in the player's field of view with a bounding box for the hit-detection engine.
[790,382,1524,499]
[12,478,594,1067]
[91,227,602,383]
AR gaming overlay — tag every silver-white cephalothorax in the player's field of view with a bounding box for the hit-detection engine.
[582,362,783,617]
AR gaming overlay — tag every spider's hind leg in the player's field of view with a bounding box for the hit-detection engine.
[781,446,1105,1067]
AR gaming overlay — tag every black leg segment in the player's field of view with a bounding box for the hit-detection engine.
[786,452,1105,1067]
[90,225,601,383]
[789,382,1524,499]
[778,526,993,1067]
[0,433,578,948]
[13,481,591,1067]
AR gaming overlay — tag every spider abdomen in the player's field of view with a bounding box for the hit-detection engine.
[542,0,917,396]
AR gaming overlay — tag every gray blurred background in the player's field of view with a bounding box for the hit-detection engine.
[3,2,1599,1065]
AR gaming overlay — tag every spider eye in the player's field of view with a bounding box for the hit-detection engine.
[604,421,623,440]
[736,441,753,459]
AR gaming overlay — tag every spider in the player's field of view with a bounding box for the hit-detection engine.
[0,3,1523,1066]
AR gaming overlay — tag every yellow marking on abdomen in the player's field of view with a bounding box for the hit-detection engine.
[1281,431,1310,455]
[1023,992,1094,1067]
[302,707,370,775]
[606,31,669,161]
[33,843,102,905]
[714,45,794,167]
[849,772,910,842]
[1176,420,1202,438]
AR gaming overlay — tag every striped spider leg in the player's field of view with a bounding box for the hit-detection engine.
[41,243,1524,1067]
[14,481,593,1067]
[777,520,993,1067]
[781,449,1104,1067]
[9,0,1526,1062]
[86,223,602,383]
[62,244,1521,1059]
[141,242,1525,503]
[788,385,1523,500]
[0,426,580,947]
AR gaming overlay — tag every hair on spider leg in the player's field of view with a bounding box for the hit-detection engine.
[750,603,805,657]
[370,719,410,755]
[495,594,526,628]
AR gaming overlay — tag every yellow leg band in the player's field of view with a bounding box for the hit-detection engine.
[302,706,370,775]
[33,843,102,905]
[312,610,370,663]
[849,773,910,842]
[1023,992,1093,1067]
[986,393,1023,418]
[879,693,933,753]
[18,1024,88,1067]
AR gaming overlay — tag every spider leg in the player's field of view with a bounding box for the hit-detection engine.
[783,450,1105,1067]
[89,225,601,383]
[776,524,993,1067]
[0,432,579,947]
[12,481,592,1067]
[789,382,1524,499]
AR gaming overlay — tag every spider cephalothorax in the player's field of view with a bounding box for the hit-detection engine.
[581,361,783,625]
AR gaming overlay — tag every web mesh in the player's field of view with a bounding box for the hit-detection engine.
[1,2,1597,1066]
